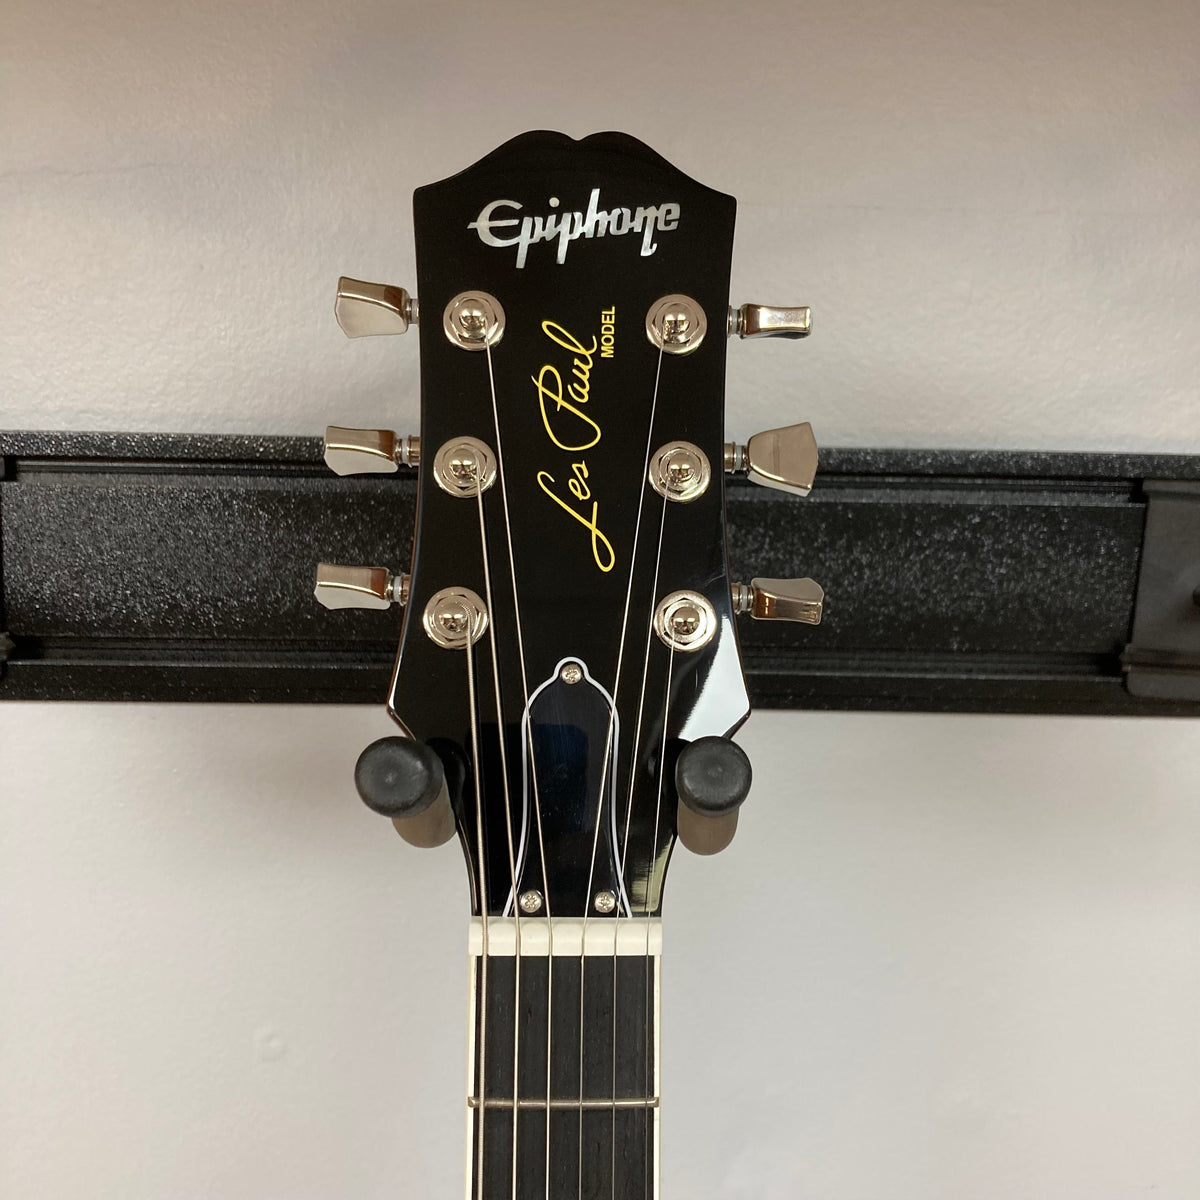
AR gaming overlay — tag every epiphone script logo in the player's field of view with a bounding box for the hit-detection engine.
[532,317,616,573]
[469,190,680,269]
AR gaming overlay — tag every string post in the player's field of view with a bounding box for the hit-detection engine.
[443,290,506,351]
[433,436,497,497]
[645,293,707,355]
[422,587,489,649]
[653,590,718,653]
[649,441,711,503]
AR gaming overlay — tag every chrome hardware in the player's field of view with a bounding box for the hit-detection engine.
[518,890,544,914]
[443,291,505,351]
[323,426,420,475]
[334,277,416,338]
[724,421,818,497]
[432,436,497,498]
[593,890,617,914]
[653,590,718,653]
[649,441,711,503]
[727,303,811,340]
[731,577,824,625]
[559,662,584,685]
[314,563,409,611]
[645,294,707,356]
[423,587,488,650]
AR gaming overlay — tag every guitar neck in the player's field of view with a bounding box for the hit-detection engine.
[467,918,662,1200]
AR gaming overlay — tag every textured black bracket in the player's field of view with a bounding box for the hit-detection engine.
[2,431,1199,715]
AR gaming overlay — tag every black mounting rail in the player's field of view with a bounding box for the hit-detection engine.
[1,431,1197,715]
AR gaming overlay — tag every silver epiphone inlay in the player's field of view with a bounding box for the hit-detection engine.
[470,917,662,957]
[468,189,681,268]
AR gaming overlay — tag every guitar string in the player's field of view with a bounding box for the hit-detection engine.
[465,635,489,1200]
[576,343,665,1200]
[611,485,671,1197]
[474,480,523,1200]
[482,341,557,1200]
[644,640,676,1200]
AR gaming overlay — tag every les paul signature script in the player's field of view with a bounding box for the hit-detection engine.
[532,313,617,573]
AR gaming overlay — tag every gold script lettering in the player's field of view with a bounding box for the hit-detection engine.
[568,461,590,501]
[531,365,601,452]
[537,471,615,573]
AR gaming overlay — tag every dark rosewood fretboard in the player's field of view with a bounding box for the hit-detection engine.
[468,926,660,1200]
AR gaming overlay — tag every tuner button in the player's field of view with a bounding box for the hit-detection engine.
[728,303,812,340]
[314,563,409,610]
[335,277,417,338]
[732,577,824,625]
[355,737,456,848]
[725,421,818,497]
[323,426,420,475]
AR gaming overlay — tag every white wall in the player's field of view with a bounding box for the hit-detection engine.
[2,2,1198,1197]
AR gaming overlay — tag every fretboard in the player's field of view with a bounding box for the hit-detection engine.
[467,917,661,1200]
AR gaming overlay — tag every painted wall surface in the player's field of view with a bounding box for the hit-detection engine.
[2,2,1198,1197]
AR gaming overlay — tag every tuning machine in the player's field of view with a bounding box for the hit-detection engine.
[731,577,824,625]
[324,426,419,475]
[725,421,818,497]
[323,426,419,476]
[335,277,417,338]
[314,563,409,611]
[728,302,811,339]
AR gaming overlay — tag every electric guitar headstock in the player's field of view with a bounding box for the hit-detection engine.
[314,130,823,1197]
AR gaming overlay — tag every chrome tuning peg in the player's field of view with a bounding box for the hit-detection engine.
[727,303,811,340]
[731,577,824,625]
[725,421,818,497]
[314,564,410,611]
[335,277,417,338]
[323,426,420,476]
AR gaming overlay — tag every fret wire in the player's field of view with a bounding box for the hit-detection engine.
[469,1097,660,1110]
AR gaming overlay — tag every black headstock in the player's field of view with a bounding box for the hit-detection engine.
[316,131,822,923]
